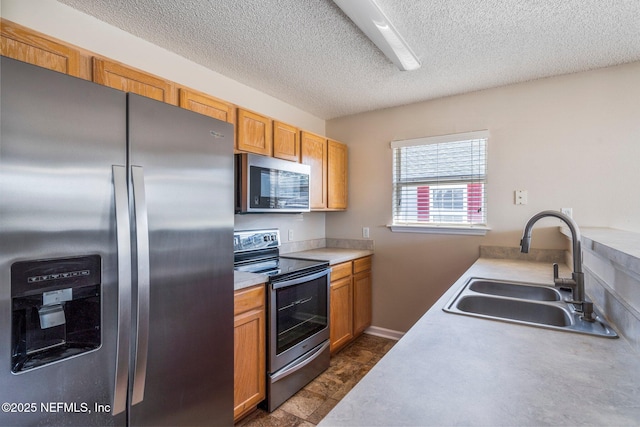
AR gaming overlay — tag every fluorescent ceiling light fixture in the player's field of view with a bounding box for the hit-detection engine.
[333,0,421,71]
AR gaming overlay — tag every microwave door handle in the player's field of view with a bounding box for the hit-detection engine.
[271,268,330,289]
[131,166,150,405]
[111,166,132,415]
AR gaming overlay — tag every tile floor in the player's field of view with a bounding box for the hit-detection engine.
[236,333,396,427]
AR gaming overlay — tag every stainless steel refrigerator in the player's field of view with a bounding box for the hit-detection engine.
[0,57,234,426]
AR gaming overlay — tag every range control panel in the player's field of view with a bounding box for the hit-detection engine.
[233,229,281,253]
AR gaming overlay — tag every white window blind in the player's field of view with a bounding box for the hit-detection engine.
[391,131,488,230]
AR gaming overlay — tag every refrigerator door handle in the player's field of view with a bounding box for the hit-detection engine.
[131,165,150,405]
[112,166,132,415]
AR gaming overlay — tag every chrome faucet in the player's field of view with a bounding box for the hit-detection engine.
[520,210,594,320]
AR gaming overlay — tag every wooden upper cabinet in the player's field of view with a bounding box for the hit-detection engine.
[273,121,300,162]
[93,57,177,105]
[327,139,348,210]
[237,108,272,156]
[179,88,235,125]
[1,19,87,79]
[300,131,328,210]
[1,21,349,209]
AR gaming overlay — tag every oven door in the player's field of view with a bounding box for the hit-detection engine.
[268,268,330,373]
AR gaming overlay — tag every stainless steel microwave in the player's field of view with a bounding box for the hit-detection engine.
[235,153,311,213]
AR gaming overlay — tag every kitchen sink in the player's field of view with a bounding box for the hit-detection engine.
[443,277,618,338]
[455,295,571,327]
[468,278,563,301]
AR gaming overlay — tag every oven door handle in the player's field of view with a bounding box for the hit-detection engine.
[270,341,330,383]
[271,268,330,289]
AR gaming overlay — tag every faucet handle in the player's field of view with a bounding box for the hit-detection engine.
[554,263,577,292]
[580,301,595,321]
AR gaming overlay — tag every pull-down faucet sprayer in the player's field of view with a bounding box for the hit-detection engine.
[520,210,594,320]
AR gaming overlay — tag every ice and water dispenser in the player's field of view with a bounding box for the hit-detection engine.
[11,255,102,373]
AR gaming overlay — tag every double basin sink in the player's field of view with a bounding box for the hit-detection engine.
[444,278,617,338]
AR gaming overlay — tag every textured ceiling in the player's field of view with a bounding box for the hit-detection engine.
[56,0,640,120]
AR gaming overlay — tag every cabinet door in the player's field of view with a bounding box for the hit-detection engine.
[179,88,235,125]
[273,121,300,162]
[233,285,266,422]
[353,270,372,336]
[234,308,265,421]
[327,139,348,210]
[93,57,177,104]
[1,19,84,78]
[330,276,353,353]
[300,131,328,210]
[237,109,272,156]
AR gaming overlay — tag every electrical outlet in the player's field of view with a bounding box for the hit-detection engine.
[288,229,294,241]
[560,208,572,218]
[362,227,370,239]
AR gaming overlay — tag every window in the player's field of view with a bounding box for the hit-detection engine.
[391,130,488,234]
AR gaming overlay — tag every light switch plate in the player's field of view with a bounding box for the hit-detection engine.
[515,190,528,205]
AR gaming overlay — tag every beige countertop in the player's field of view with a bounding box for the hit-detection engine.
[234,247,373,291]
[284,248,373,265]
[563,226,640,274]
[233,270,266,291]
[320,257,640,426]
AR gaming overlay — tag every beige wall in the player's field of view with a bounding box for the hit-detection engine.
[327,61,640,332]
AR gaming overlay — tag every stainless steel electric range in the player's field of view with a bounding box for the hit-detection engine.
[233,229,331,412]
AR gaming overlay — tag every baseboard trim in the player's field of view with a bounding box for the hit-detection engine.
[364,326,405,341]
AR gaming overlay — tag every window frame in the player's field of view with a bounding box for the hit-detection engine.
[389,130,490,236]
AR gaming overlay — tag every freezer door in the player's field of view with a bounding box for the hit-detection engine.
[0,58,127,426]
[127,94,234,426]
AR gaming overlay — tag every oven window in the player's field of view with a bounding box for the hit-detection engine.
[275,274,328,354]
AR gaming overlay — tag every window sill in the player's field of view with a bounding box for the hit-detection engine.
[388,224,490,236]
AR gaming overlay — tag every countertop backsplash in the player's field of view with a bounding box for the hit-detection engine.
[568,227,640,354]
[280,238,374,254]
[480,245,566,263]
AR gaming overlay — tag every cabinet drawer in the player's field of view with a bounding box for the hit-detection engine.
[234,285,265,316]
[353,256,371,274]
[331,262,352,282]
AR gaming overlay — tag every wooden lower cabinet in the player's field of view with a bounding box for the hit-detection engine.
[329,256,372,353]
[330,274,353,353]
[234,284,266,422]
[353,257,372,336]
